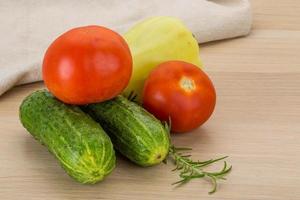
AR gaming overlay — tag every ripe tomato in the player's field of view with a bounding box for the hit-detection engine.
[43,25,132,104]
[142,61,216,133]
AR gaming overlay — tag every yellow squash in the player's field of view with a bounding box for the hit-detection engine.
[123,16,202,101]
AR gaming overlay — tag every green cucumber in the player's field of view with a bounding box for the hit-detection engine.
[19,90,115,184]
[84,95,170,167]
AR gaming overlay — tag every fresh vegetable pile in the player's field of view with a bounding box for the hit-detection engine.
[19,16,231,194]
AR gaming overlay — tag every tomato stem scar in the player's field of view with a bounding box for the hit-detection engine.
[180,77,195,92]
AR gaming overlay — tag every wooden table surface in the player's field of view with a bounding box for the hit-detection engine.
[1,1,300,199]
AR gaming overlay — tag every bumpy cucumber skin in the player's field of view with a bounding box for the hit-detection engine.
[19,90,115,184]
[85,95,170,167]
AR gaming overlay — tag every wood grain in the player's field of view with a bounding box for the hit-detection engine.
[1,0,300,199]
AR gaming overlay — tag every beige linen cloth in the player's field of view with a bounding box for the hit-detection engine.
[0,0,252,96]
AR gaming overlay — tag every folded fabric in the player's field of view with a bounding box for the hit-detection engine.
[0,0,252,96]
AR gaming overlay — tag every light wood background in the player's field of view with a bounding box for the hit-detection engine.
[1,1,300,199]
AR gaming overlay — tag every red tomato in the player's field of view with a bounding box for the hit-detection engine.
[43,25,132,104]
[142,61,216,133]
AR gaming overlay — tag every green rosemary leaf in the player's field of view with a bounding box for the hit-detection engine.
[181,154,192,158]
[174,146,193,151]
[195,156,228,168]
[172,178,188,185]
[208,175,218,194]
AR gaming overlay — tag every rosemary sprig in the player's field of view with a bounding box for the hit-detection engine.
[168,145,232,194]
